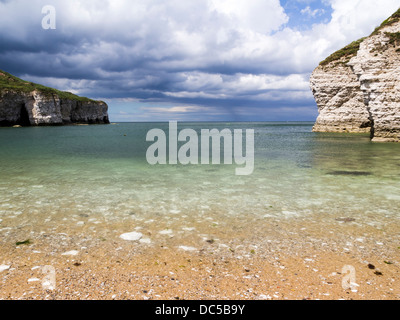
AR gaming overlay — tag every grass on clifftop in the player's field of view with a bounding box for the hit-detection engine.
[319,37,366,67]
[371,8,400,36]
[0,69,96,103]
[319,7,400,67]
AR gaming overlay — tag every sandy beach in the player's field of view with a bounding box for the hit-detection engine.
[1,218,399,300]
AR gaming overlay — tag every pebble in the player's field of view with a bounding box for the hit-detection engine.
[159,230,173,235]
[0,265,10,272]
[120,232,143,241]
[178,246,197,252]
[139,238,152,244]
[182,227,196,231]
[62,250,79,256]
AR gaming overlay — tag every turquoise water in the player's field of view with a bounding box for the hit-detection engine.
[1,122,400,256]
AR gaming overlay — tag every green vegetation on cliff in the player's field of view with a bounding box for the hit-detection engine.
[0,69,96,103]
[319,38,366,67]
[371,8,400,35]
[319,7,400,67]
[385,31,400,46]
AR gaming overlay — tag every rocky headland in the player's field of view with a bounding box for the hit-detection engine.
[0,70,109,126]
[311,9,400,142]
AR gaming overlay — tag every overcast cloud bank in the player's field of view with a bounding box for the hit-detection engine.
[1,0,399,121]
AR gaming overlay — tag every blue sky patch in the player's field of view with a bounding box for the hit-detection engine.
[281,0,333,30]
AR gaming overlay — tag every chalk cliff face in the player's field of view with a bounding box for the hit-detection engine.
[0,71,109,126]
[310,62,372,133]
[311,9,400,142]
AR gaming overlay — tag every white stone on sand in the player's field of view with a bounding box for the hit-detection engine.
[139,238,151,244]
[178,246,197,252]
[62,250,79,256]
[120,232,143,241]
[182,227,196,231]
[159,230,173,235]
[0,265,11,272]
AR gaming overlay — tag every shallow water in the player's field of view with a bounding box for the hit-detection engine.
[1,122,399,257]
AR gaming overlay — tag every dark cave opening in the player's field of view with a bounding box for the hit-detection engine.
[18,104,31,126]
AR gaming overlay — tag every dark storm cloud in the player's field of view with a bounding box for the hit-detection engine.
[0,0,399,121]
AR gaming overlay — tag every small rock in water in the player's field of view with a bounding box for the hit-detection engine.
[335,218,356,223]
[328,171,372,176]
[120,232,143,241]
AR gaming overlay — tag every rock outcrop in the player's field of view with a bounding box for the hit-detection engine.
[0,70,109,126]
[311,9,400,142]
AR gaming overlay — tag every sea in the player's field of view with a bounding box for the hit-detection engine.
[1,122,400,258]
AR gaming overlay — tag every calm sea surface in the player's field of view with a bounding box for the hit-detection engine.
[1,122,400,257]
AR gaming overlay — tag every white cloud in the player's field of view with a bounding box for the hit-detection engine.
[142,105,208,114]
[209,0,288,33]
[301,6,325,18]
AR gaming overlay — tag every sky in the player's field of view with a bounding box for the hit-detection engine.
[0,0,399,122]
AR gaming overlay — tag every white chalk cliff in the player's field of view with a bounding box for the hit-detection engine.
[0,70,109,126]
[311,9,400,142]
